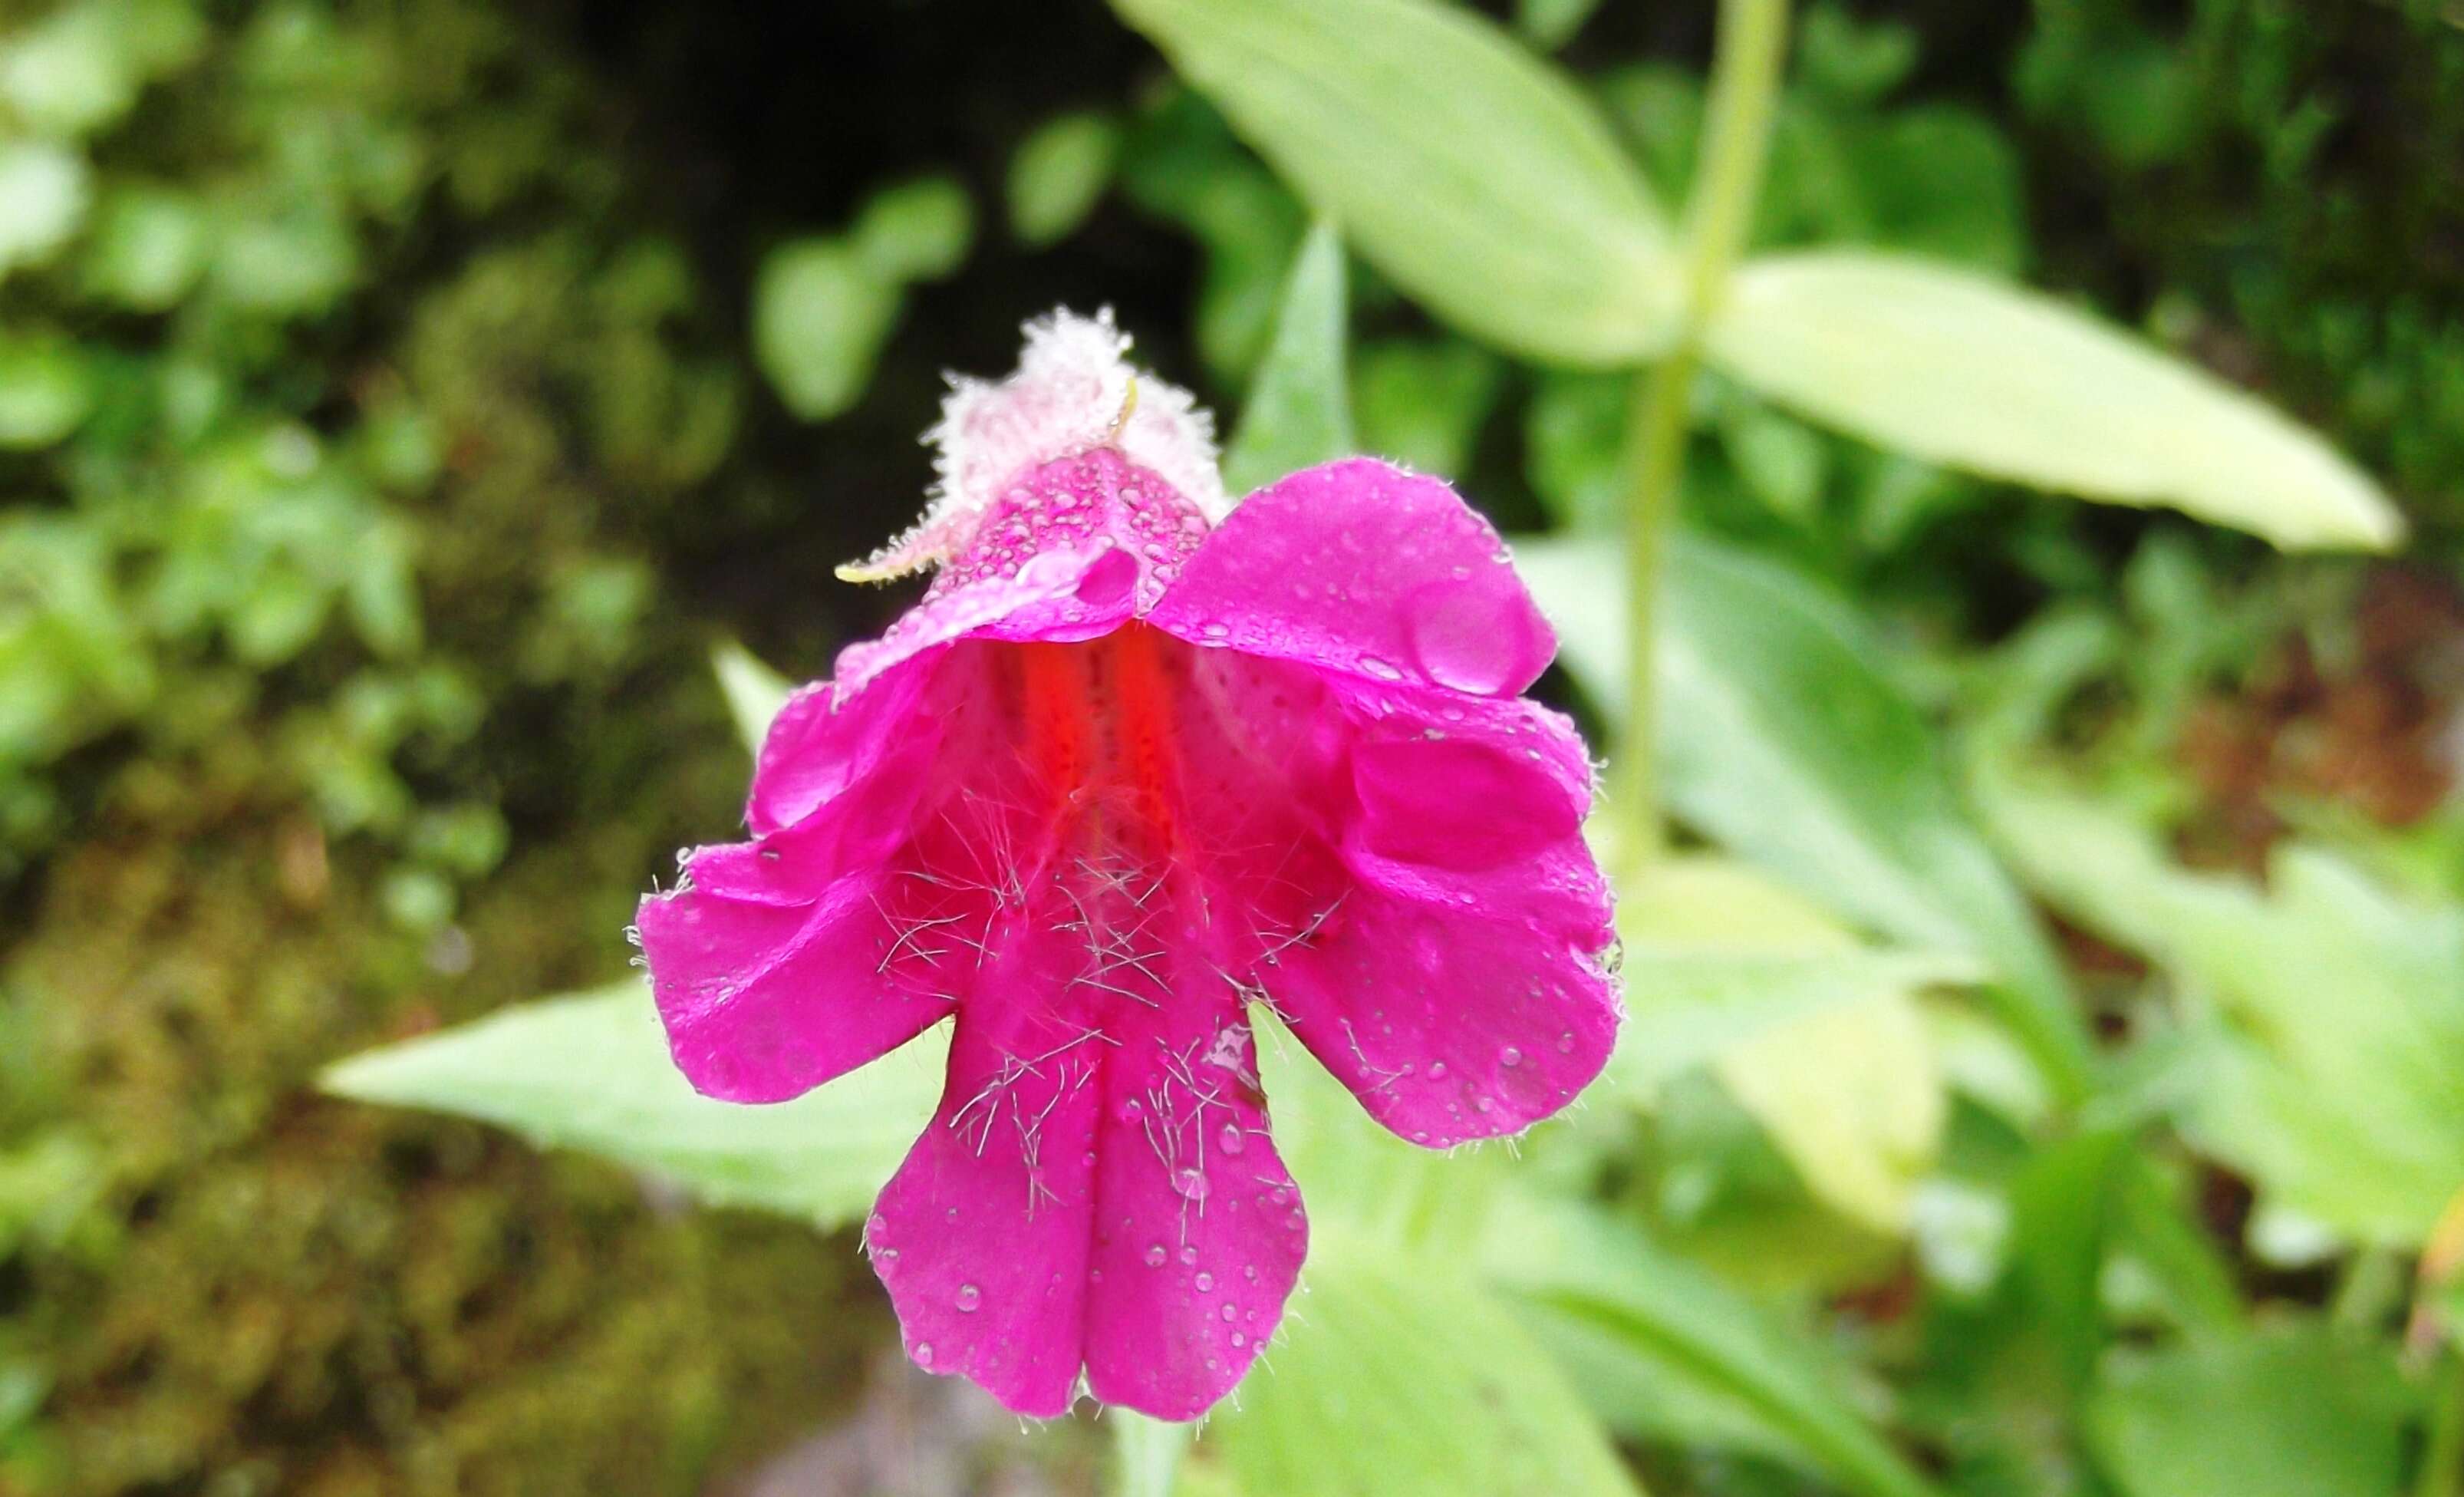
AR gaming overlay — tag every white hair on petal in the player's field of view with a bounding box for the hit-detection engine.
[837,308,1227,582]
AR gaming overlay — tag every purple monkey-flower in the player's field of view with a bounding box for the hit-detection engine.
[636,311,1621,1419]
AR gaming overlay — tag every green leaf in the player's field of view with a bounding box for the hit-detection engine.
[852,176,975,283]
[1221,219,1353,496]
[1112,1410,1194,1497]
[1612,858,1974,1235]
[2085,1324,2417,1497]
[1109,0,1675,365]
[710,640,794,756]
[1517,533,2095,1103]
[321,982,944,1230]
[81,184,208,309]
[1214,1228,1642,1497]
[1352,338,1504,480]
[1514,0,1602,51]
[1009,111,1122,247]
[1491,1202,1945,1497]
[752,239,900,420]
[1703,252,2403,550]
[0,335,92,449]
[0,141,91,278]
[1975,767,2464,1247]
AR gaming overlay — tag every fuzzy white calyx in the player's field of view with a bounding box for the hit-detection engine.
[838,308,1227,583]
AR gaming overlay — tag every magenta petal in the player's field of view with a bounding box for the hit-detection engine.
[866,905,1306,1420]
[1148,458,1556,696]
[1272,684,1617,1146]
[1080,1005,1306,1419]
[637,869,958,1104]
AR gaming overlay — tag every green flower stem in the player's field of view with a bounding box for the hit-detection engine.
[2418,1350,2463,1497]
[1611,0,1791,873]
[1113,1407,1192,1497]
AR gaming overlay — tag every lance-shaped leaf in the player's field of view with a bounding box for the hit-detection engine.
[1109,0,1676,364]
[321,982,945,1231]
[1702,252,2403,550]
[1221,219,1354,496]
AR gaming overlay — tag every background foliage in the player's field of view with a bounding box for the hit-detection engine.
[3,0,2461,1493]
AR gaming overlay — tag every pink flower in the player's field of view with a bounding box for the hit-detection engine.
[637,311,1620,1419]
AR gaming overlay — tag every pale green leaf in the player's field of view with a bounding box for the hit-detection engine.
[1214,1228,1642,1497]
[1221,219,1352,496]
[710,640,794,756]
[1352,338,1503,480]
[1612,859,1971,1235]
[1975,765,2464,1246]
[1009,111,1122,247]
[321,982,944,1229]
[753,239,900,420]
[0,141,91,277]
[2085,1324,2417,1497]
[1703,252,2403,549]
[1517,533,2094,1102]
[0,335,92,449]
[852,176,975,283]
[1109,0,1675,364]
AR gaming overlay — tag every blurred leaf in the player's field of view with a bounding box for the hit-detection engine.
[1352,338,1503,479]
[1009,111,1121,247]
[1704,252,2403,550]
[2086,1324,2417,1497]
[1794,2,1917,104]
[0,335,93,449]
[1111,0,1675,364]
[1519,533,2095,1103]
[81,184,208,308]
[1118,92,1308,384]
[0,141,91,277]
[1491,1201,1945,1497]
[1977,767,2464,1247]
[1215,1227,1642,1497]
[323,982,945,1229]
[0,0,201,138]
[1525,371,1629,531]
[1514,0,1600,51]
[710,640,794,757]
[212,204,357,313]
[852,176,974,283]
[1222,219,1353,496]
[752,239,898,420]
[1715,396,1828,524]
[1613,857,1972,1234]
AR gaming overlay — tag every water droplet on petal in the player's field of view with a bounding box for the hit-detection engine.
[1500,1046,1522,1068]
[1405,579,1540,694]
[1145,1244,1168,1268]
[1195,1272,1214,1291]
[1357,655,1403,681]
[1220,1303,1237,1322]
[1219,1123,1247,1156]
[1230,1330,1247,1348]
[956,1284,982,1313]
[914,1343,934,1367]
[1556,1032,1576,1054]
[1172,1167,1211,1202]
[1179,1245,1198,1266]
[1427,1061,1447,1080]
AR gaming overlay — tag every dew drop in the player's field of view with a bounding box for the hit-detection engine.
[1230,1331,1247,1348]
[1427,1061,1447,1080]
[878,1248,900,1264]
[955,1284,982,1313]
[914,1343,934,1367]
[1500,1046,1522,1068]
[1179,1245,1198,1266]
[1357,655,1404,681]
[1144,1244,1168,1268]
[1195,1272,1214,1291]
[1474,1096,1494,1114]
[1172,1166,1211,1202]
[1220,1303,1237,1322]
[1556,1032,1575,1054]
[1218,1123,1247,1156]
[1244,1264,1258,1281]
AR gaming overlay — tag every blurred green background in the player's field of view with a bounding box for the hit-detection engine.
[3,0,2461,1493]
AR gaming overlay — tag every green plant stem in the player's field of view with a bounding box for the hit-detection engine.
[1112,1408,1192,1497]
[1610,0,1791,874]
[2419,1352,2463,1497]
